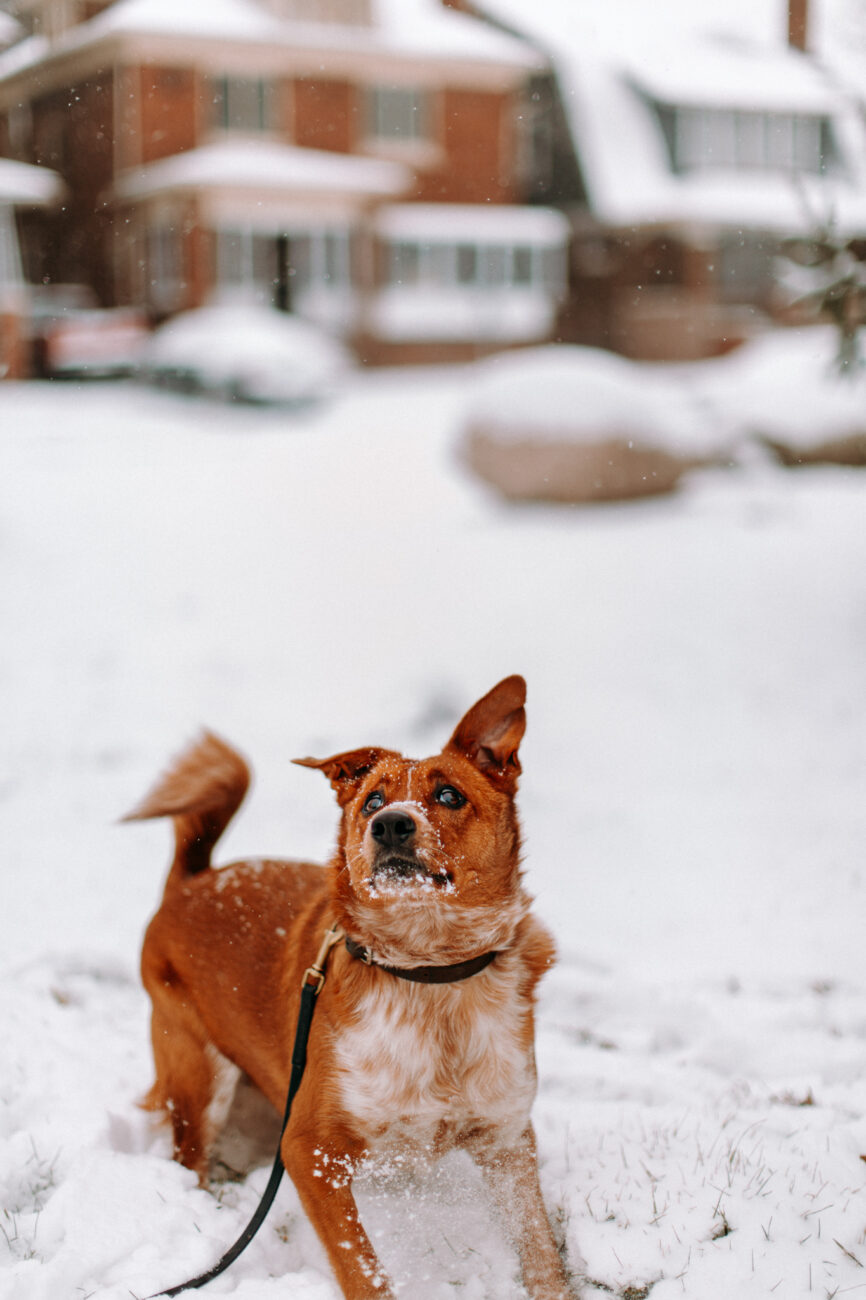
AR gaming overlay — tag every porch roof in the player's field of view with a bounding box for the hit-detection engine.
[374,202,570,245]
[0,156,63,206]
[114,139,411,204]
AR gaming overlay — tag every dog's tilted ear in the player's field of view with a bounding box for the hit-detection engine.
[293,748,388,805]
[446,675,526,792]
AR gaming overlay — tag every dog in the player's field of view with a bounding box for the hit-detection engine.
[127,676,579,1299]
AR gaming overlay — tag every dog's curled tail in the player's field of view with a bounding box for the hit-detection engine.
[122,730,250,884]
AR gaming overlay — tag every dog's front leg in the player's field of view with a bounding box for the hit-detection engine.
[282,1124,393,1300]
[474,1126,581,1300]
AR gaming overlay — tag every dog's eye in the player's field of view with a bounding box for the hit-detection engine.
[363,791,385,815]
[434,785,465,809]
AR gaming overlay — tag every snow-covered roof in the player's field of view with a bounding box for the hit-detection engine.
[478,0,789,53]
[622,37,839,115]
[88,0,286,43]
[374,202,570,243]
[369,0,537,64]
[561,45,866,235]
[0,155,63,205]
[475,0,866,236]
[114,138,411,201]
[0,0,542,83]
[0,9,22,49]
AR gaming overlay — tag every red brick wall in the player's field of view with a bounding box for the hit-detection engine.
[185,215,213,310]
[139,66,198,163]
[0,312,27,380]
[415,87,516,203]
[292,78,353,153]
[27,74,115,298]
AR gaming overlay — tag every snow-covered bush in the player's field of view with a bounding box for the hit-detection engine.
[142,303,352,406]
[460,345,730,504]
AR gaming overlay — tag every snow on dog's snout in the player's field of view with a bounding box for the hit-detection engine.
[362,799,452,890]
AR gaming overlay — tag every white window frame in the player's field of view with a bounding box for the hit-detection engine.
[671,105,832,176]
[214,227,351,310]
[366,85,431,143]
[148,221,185,312]
[385,237,565,297]
[211,76,277,134]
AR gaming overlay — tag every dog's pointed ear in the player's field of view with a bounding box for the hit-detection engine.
[446,675,526,791]
[293,748,387,805]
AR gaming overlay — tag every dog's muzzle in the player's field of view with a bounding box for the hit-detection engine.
[367,807,451,887]
[368,808,448,886]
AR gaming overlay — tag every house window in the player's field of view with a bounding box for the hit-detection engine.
[385,239,565,295]
[366,85,430,142]
[456,244,477,285]
[512,246,534,285]
[389,241,420,285]
[717,231,778,305]
[7,104,32,161]
[211,77,277,133]
[216,230,279,296]
[515,78,556,194]
[0,206,23,293]
[215,228,350,309]
[655,102,839,176]
[148,222,185,312]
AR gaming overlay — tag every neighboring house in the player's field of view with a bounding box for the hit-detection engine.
[0,0,571,365]
[0,154,61,375]
[475,0,866,360]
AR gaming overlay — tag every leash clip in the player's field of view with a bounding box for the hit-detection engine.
[302,922,345,993]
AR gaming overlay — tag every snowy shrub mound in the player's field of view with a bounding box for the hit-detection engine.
[461,345,724,503]
[693,325,866,466]
[142,303,352,406]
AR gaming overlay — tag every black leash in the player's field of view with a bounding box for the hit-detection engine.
[148,922,344,1299]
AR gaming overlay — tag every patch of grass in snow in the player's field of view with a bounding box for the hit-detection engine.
[0,1137,59,1262]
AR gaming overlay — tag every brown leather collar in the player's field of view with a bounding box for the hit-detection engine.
[344,936,498,984]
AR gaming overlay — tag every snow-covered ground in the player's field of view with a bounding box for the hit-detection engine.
[2,342,866,1299]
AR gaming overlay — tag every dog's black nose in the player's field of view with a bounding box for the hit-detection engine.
[370,809,416,848]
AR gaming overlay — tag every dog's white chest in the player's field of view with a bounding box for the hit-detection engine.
[334,970,536,1147]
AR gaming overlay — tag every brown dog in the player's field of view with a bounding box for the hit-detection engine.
[128,676,579,1299]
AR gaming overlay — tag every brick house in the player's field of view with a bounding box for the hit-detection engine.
[0,0,571,365]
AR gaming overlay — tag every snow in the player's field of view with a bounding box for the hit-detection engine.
[369,0,539,65]
[0,0,541,75]
[683,324,866,451]
[374,203,570,244]
[2,332,866,1299]
[463,345,726,459]
[0,9,20,49]
[462,328,866,460]
[0,156,62,206]
[368,286,557,343]
[479,0,789,55]
[88,0,286,41]
[115,139,410,203]
[478,0,866,235]
[141,303,353,403]
[624,40,838,115]
[571,71,866,233]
